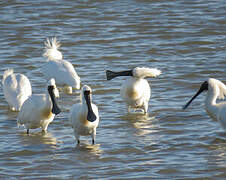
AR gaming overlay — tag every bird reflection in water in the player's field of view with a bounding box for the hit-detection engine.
[18,131,60,149]
[207,133,226,167]
[74,143,103,157]
[120,113,159,137]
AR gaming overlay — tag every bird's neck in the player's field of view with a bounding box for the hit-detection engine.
[205,90,218,120]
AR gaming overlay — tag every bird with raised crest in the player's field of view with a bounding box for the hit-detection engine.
[42,37,80,94]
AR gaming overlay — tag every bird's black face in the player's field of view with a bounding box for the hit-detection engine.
[200,81,208,91]
[183,81,208,109]
[84,90,90,98]
[48,85,54,93]
[84,90,91,106]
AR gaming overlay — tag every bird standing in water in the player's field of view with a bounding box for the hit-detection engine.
[183,78,226,130]
[17,79,61,134]
[106,67,161,114]
[69,85,99,145]
[42,37,80,94]
[2,69,32,111]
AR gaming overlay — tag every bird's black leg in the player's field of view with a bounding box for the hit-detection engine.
[77,139,80,144]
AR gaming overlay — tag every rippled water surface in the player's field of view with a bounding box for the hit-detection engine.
[0,0,226,179]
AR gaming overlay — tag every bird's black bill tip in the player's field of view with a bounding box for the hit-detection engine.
[182,103,189,110]
[52,106,61,115]
[106,70,116,80]
[87,112,97,122]
[182,92,200,110]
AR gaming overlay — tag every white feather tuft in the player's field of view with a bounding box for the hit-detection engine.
[43,37,63,61]
[2,69,14,85]
[208,78,226,100]
[133,67,161,78]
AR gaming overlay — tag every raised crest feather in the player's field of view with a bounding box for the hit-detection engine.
[133,67,161,78]
[43,37,63,61]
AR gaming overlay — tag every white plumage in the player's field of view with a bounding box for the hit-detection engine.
[69,85,99,144]
[2,69,32,111]
[183,78,226,130]
[132,67,161,79]
[106,67,161,114]
[17,78,61,134]
[42,37,80,93]
[43,37,62,60]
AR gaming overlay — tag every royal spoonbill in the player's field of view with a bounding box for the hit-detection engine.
[183,78,226,130]
[17,79,61,134]
[69,85,99,145]
[42,37,80,94]
[2,69,32,111]
[106,67,161,114]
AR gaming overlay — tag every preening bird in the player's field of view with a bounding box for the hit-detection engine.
[17,79,61,134]
[183,78,226,130]
[106,67,161,114]
[69,85,99,145]
[42,37,80,94]
[2,69,32,111]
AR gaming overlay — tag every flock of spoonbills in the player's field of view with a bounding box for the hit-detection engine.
[2,37,226,145]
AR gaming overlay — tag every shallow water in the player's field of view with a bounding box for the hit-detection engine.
[0,0,226,179]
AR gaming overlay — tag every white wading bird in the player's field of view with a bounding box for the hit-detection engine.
[42,37,80,94]
[183,78,226,130]
[106,67,161,114]
[69,85,99,145]
[2,69,32,111]
[17,79,61,134]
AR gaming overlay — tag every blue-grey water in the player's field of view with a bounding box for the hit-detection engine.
[0,0,226,179]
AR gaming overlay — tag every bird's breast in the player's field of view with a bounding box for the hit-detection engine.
[79,113,89,125]
[41,108,53,119]
[126,87,139,99]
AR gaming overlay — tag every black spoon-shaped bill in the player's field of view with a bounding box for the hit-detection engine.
[48,86,61,115]
[106,70,133,80]
[182,81,208,109]
[84,90,97,122]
